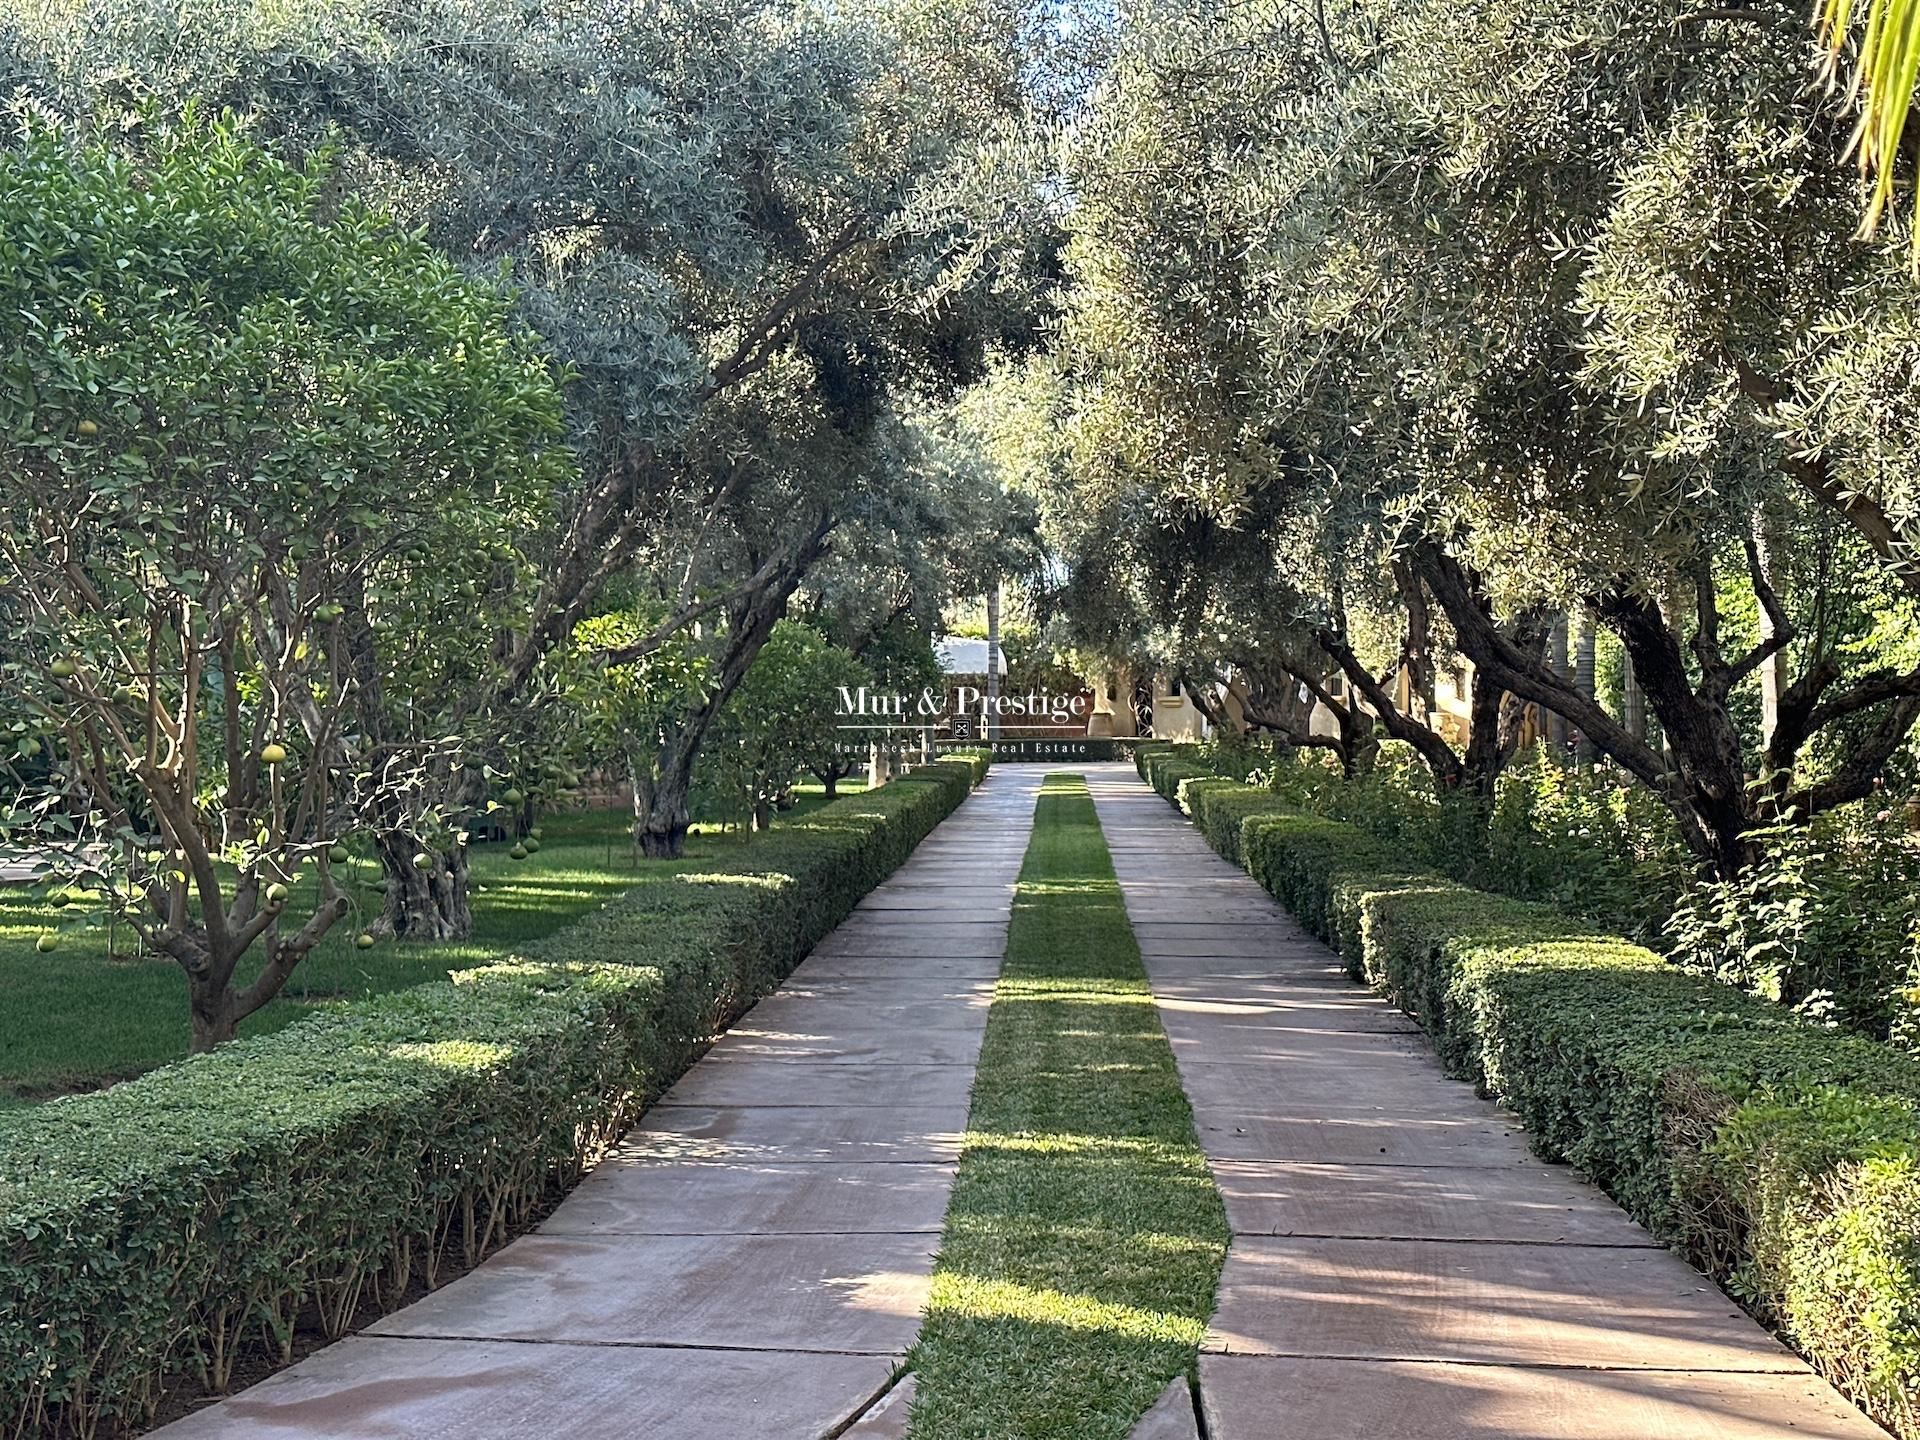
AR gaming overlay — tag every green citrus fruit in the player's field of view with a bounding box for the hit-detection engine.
[260,743,288,765]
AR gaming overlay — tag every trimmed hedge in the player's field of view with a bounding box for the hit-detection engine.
[1138,745,1920,1438]
[0,755,988,1438]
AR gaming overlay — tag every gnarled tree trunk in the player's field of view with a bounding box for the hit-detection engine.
[188,969,239,1054]
[378,830,474,940]
[629,513,833,860]
[631,741,696,858]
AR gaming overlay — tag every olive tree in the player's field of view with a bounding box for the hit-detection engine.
[0,116,569,1048]
[1056,0,1920,878]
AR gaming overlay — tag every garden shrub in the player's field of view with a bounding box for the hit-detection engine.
[1665,813,1920,1042]
[1239,811,1406,945]
[1239,740,1915,1041]
[0,755,987,1438]
[1187,785,1291,866]
[1137,743,1920,1437]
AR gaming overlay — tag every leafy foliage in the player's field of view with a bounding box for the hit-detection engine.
[0,0,1053,885]
[1056,0,1920,879]
[706,620,871,827]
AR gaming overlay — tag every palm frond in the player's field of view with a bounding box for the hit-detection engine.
[1819,0,1920,270]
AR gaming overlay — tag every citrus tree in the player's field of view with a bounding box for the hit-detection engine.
[0,115,569,1049]
[711,621,871,829]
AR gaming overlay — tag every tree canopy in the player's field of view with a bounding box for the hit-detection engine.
[1047,0,1920,876]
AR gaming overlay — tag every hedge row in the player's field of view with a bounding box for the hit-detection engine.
[1137,743,1920,1438]
[0,754,989,1438]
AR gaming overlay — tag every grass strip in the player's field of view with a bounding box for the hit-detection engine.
[907,772,1228,1439]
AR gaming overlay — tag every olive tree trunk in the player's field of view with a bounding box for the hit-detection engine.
[377,830,474,940]
[629,515,831,860]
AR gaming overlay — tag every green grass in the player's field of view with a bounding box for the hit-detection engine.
[0,783,863,1105]
[906,772,1229,1439]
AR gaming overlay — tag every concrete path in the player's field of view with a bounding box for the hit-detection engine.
[1083,764,1888,1440]
[152,769,1043,1440]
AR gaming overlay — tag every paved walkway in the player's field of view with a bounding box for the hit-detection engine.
[1083,764,1887,1440]
[154,769,1044,1440]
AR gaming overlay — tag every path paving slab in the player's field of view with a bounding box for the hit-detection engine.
[841,1374,917,1437]
[627,1102,971,1164]
[1171,1026,1438,1071]
[367,1231,936,1353]
[1084,764,1882,1440]
[707,1022,985,1065]
[818,918,1012,943]
[1179,1061,1512,1122]
[869,877,1015,895]
[859,889,1022,910]
[793,949,1007,974]
[149,1338,898,1440]
[1156,992,1423,1036]
[540,1159,956,1236]
[1206,1235,1788,1369]
[1210,1159,1656,1245]
[737,990,990,1036]
[1128,1378,1202,1439]
[1193,1109,1539,1166]
[1122,904,1291,923]
[657,1058,977,1108]
[154,770,1043,1438]
[743,977,996,1017]
[1136,936,1337,960]
[1198,1356,1888,1440]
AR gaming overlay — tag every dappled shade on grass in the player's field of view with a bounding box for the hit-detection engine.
[909,773,1228,1438]
[0,787,863,1104]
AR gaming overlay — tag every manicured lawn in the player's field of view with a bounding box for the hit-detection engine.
[907,772,1228,1438]
[0,785,861,1105]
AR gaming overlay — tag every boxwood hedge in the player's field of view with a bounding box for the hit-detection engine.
[1137,743,1920,1438]
[0,754,988,1438]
